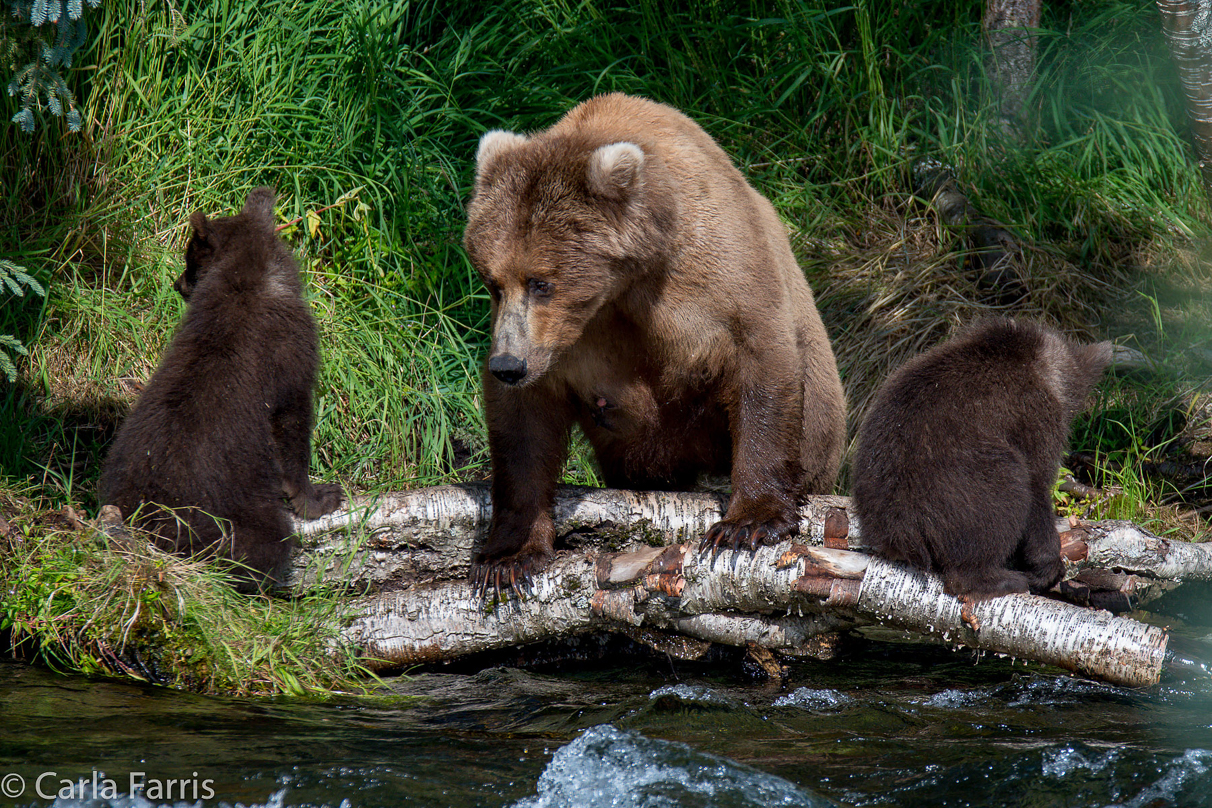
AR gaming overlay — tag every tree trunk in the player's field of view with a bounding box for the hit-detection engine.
[1156,0,1212,202]
[342,538,1175,687]
[291,483,1199,603]
[297,485,1212,687]
[289,484,854,591]
[984,0,1041,142]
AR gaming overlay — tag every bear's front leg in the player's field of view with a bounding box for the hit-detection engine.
[473,376,574,596]
[272,387,343,520]
[700,360,807,554]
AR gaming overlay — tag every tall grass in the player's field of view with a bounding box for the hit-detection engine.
[1,0,1206,505]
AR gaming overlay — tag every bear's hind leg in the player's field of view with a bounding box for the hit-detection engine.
[1017,495,1065,594]
[229,502,297,592]
[942,565,1031,602]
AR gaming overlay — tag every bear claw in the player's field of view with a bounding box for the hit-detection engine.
[699,517,791,557]
[469,549,552,601]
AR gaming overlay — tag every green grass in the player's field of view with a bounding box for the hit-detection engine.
[1,0,1210,690]
[2,0,1199,493]
[0,496,374,696]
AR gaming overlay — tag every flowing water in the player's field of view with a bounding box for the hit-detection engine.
[4,636,1212,808]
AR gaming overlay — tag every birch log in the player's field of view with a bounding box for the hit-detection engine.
[291,483,1209,596]
[342,538,1178,687]
[288,483,855,591]
[291,485,1212,686]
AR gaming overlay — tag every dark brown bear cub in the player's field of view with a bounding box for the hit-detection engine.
[464,93,847,591]
[853,318,1111,601]
[99,188,342,588]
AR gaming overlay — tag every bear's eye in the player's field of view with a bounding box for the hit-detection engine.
[528,278,552,298]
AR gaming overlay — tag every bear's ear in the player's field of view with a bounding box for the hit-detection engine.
[242,187,277,227]
[189,210,211,242]
[1078,341,1115,376]
[475,130,528,182]
[587,142,644,201]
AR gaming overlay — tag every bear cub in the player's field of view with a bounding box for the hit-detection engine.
[464,93,847,591]
[99,188,342,588]
[853,317,1111,601]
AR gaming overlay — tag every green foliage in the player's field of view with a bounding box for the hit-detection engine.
[0,508,375,696]
[2,0,1207,508]
[2,0,102,132]
[0,259,46,382]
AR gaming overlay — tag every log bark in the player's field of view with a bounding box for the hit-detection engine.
[341,537,1172,687]
[297,485,1212,687]
[1062,520,1212,580]
[288,484,855,591]
[291,483,1205,598]
[984,0,1041,142]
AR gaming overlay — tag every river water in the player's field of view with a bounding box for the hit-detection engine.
[3,636,1212,808]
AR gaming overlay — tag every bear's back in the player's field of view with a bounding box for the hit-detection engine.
[100,208,315,522]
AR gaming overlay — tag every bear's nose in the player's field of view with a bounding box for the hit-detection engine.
[489,354,527,385]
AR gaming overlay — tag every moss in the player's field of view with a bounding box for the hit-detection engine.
[563,519,669,553]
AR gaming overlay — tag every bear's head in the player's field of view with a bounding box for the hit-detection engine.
[463,129,674,387]
[176,187,288,300]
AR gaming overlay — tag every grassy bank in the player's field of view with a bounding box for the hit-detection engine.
[1,0,1210,692]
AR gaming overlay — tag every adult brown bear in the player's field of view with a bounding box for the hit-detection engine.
[463,93,846,591]
[99,188,342,588]
[853,318,1111,601]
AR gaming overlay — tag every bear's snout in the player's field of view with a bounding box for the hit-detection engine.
[489,353,528,385]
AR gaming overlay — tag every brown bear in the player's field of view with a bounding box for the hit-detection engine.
[463,93,847,592]
[99,188,343,588]
[852,317,1112,601]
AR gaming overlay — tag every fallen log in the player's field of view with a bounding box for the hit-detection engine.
[343,538,1178,687]
[291,483,1198,607]
[288,484,855,591]
[298,485,1212,687]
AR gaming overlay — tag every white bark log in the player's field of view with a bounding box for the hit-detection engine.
[289,486,1208,686]
[856,556,1168,687]
[335,534,1179,687]
[288,483,856,590]
[345,554,601,668]
[663,613,850,657]
[1074,521,1212,581]
[292,484,1212,593]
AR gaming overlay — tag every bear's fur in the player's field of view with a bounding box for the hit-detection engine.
[99,188,342,588]
[852,317,1111,600]
[463,93,847,589]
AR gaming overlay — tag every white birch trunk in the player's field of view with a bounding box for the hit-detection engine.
[291,485,1208,686]
[856,557,1168,687]
[1072,521,1212,580]
[335,538,1182,687]
[345,554,601,668]
[292,484,1211,592]
[288,483,856,590]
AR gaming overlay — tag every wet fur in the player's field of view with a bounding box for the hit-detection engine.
[99,188,342,588]
[464,93,847,589]
[853,318,1111,600]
